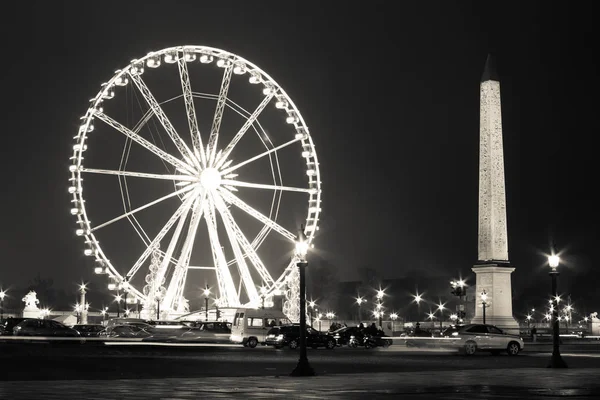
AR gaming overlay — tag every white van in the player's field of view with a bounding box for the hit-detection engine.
[230,308,291,348]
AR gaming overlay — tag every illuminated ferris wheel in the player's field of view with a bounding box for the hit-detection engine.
[68,45,321,317]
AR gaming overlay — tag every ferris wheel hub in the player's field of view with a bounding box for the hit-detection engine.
[199,167,222,190]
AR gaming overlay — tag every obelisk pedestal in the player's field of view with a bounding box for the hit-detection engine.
[471,263,519,332]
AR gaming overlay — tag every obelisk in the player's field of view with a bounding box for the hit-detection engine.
[471,54,519,331]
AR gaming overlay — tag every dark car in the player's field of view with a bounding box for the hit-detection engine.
[99,324,152,338]
[13,319,81,337]
[73,324,105,337]
[143,321,232,343]
[1,318,27,336]
[265,324,336,349]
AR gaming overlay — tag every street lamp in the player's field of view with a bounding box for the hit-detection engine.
[390,312,398,334]
[437,303,445,331]
[411,292,424,323]
[79,283,88,324]
[203,286,211,320]
[480,290,488,324]
[308,300,316,327]
[0,289,6,321]
[375,288,385,328]
[155,290,163,320]
[259,285,268,309]
[290,226,314,377]
[114,294,123,318]
[547,252,567,368]
[355,296,366,323]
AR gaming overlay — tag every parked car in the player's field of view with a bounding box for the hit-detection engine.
[440,324,524,356]
[143,321,232,343]
[13,319,81,337]
[265,324,336,350]
[1,318,27,336]
[73,324,105,337]
[99,324,152,338]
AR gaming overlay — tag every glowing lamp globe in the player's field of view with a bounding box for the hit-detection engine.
[548,255,560,269]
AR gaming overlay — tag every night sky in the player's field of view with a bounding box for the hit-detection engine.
[0,1,597,312]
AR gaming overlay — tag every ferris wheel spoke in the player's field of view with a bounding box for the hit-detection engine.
[211,192,260,304]
[220,179,316,194]
[177,57,207,168]
[218,188,295,242]
[163,192,206,310]
[205,197,239,306]
[95,111,194,174]
[206,64,233,167]
[153,189,198,295]
[212,192,275,288]
[220,137,301,176]
[128,73,200,170]
[215,92,275,168]
[91,184,194,233]
[82,167,196,183]
[125,190,198,279]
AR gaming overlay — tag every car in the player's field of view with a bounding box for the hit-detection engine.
[13,319,81,337]
[143,321,232,343]
[1,318,27,335]
[73,324,105,337]
[99,324,152,338]
[441,324,524,356]
[265,324,337,350]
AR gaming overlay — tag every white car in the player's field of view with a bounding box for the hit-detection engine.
[441,324,524,356]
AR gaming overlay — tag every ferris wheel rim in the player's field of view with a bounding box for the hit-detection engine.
[69,45,322,309]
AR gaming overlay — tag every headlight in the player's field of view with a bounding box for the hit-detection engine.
[452,332,459,336]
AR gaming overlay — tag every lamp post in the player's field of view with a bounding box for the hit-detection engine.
[547,253,568,368]
[480,290,488,324]
[412,292,423,324]
[74,304,81,324]
[115,294,122,318]
[155,290,163,320]
[308,300,316,327]
[390,312,398,335]
[437,303,445,331]
[0,289,6,321]
[356,296,366,323]
[203,286,211,321]
[290,226,314,377]
[375,289,384,328]
[259,285,268,310]
[79,284,88,324]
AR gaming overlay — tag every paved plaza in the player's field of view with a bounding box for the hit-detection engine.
[1,368,599,399]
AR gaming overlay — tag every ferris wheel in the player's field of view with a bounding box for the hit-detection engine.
[68,45,321,316]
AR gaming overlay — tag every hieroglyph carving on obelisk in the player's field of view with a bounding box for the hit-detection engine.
[478,54,509,263]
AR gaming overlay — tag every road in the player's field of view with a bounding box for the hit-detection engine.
[1,340,600,381]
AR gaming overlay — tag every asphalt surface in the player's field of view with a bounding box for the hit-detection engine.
[1,340,600,399]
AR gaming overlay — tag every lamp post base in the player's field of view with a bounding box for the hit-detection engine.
[290,358,315,377]
[547,353,568,368]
